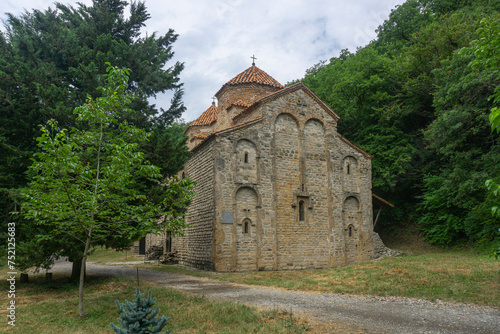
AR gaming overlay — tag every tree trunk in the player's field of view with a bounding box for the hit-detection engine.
[78,226,93,320]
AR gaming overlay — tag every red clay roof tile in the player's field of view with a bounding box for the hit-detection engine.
[215,65,283,96]
[188,103,218,128]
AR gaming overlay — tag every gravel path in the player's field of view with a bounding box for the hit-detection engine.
[50,260,500,334]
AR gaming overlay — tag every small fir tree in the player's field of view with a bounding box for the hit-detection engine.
[110,288,172,334]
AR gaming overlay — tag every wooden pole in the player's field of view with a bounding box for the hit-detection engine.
[373,208,382,230]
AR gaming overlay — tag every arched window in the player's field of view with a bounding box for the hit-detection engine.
[299,201,305,222]
[346,162,351,175]
[243,220,249,234]
[244,151,249,163]
[348,225,353,237]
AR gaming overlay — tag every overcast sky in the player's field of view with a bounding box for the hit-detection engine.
[2,0,405,122]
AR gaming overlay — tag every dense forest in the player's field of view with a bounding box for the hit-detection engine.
[0,0,190,270]
[295,0,500,249]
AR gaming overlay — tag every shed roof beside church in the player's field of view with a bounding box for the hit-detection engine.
[188,102,218,128]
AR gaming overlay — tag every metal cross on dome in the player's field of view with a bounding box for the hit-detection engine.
[251,55,257,66]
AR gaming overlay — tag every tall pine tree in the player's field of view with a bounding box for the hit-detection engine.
[1,1,188,273]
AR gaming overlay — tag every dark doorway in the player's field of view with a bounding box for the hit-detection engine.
[138,237,146,255]
[166,232,172,253]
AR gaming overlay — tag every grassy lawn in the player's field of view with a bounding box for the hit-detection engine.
[0,269,310,333]
[87,246,144,264]
[211,252,499,307]
[134,250,499,307]
[3,244,496,333]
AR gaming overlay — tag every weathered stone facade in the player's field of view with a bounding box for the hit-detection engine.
[149,64,392,272]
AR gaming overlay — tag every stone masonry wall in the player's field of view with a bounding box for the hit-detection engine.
[333,136,374,263]
[173,139,215,270]
[303,119,330,267]
[212,121,277,272]
[181,85,375,272]
[210,88,374,272]
[185,124,216,150]
[146,232,165,250]
[215,83,279,132]
[262,89,373,268]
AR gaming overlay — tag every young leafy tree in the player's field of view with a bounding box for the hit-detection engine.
[21,65,195,319]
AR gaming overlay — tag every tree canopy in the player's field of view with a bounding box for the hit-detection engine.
[21,65,195,319]
[300,0,500,248]
[0,0,188,227]
[0,0,191,269]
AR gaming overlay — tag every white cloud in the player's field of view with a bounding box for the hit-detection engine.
[1,0,404,122]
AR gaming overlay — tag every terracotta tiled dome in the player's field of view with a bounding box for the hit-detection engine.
[215,65,283,96]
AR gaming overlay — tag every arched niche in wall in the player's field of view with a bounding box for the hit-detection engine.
[275,113,299,135]
[235,139,258,184]
[274,112,300,162]
[234,186,258,270]
[343,196,360,263]
[304,119,325,162]
[274,113,300,188]
[274,113,301,242]
[303,118,327,207]
[342,155,359,193]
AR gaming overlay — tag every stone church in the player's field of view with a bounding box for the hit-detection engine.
[146,61,394,272]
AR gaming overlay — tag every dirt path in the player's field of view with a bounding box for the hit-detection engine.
[50,260,499,334]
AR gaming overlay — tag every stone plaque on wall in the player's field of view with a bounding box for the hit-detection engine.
[222,211,234,224]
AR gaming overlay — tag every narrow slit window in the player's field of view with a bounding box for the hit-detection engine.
[348,225,353,237]
[299,201,305,222]
[346,162,351,175]
[244,152,249,163]
[244,221,249,234]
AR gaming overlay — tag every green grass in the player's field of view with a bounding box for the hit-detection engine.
[87,246,144,264]
[3,245,496,333]
[0,270,310,333]
[135,250,500,307]
[213,252,499,307]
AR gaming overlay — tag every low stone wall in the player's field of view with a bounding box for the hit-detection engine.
[372,232,402,259]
